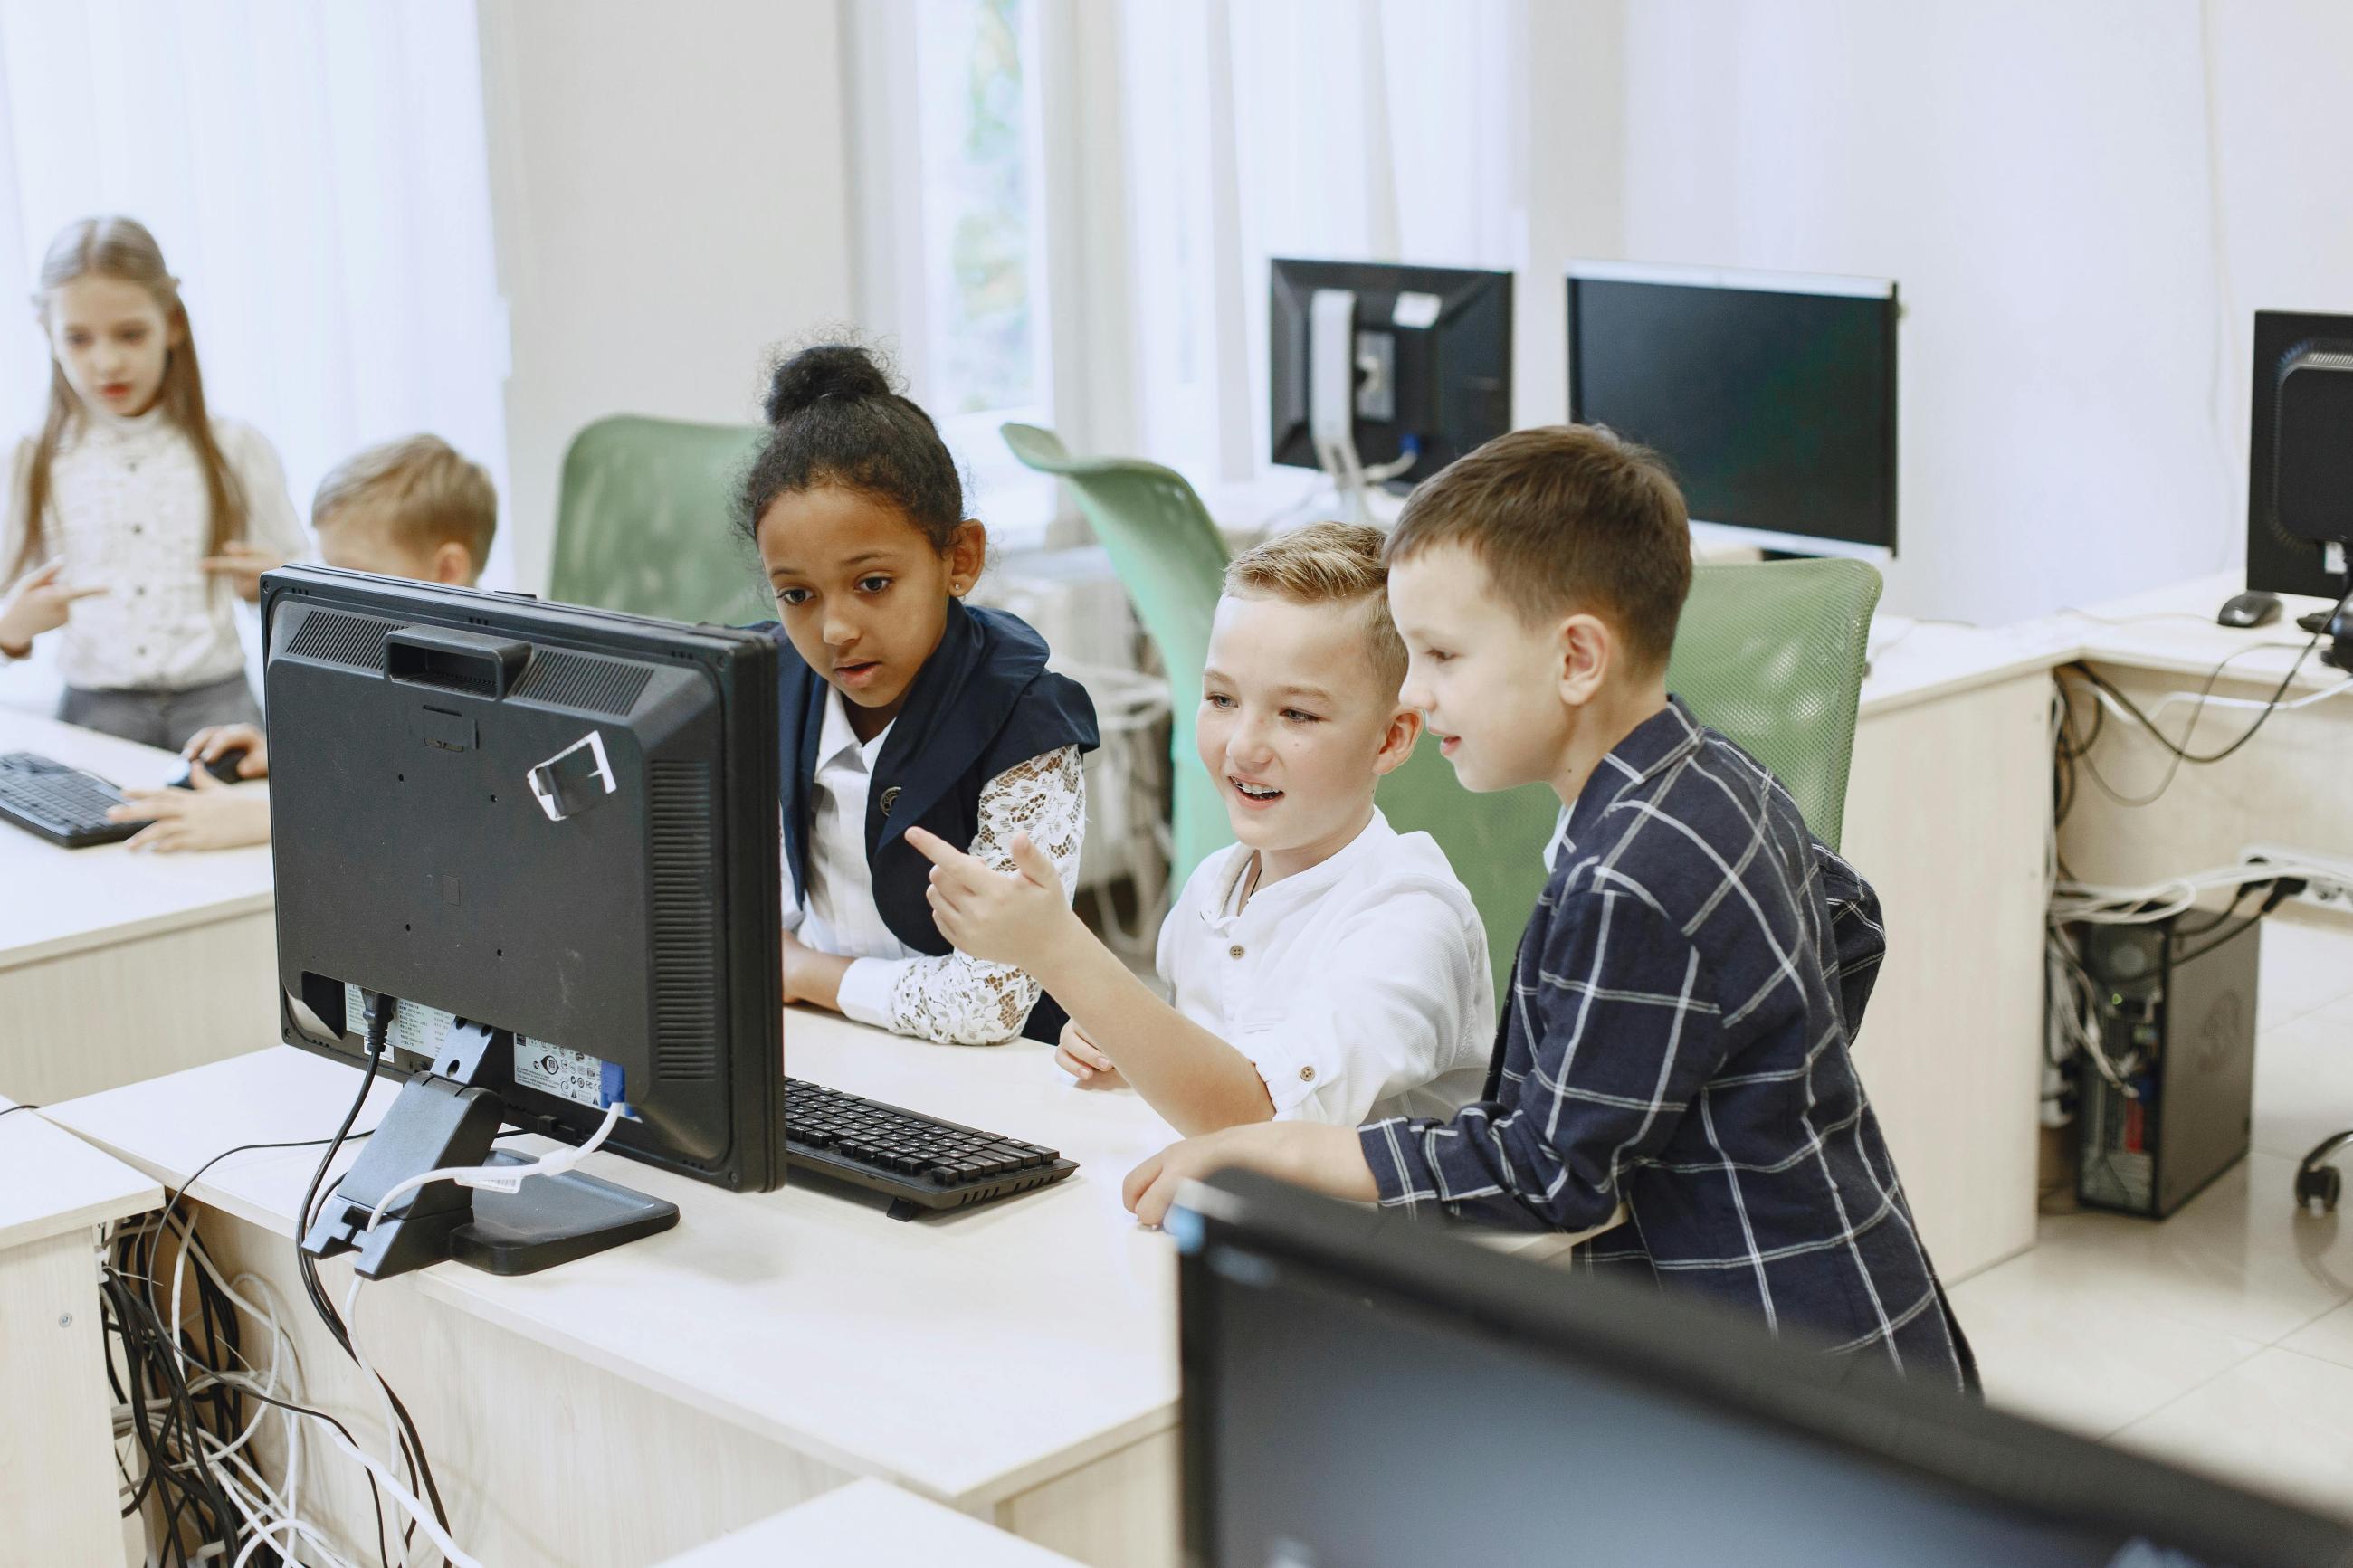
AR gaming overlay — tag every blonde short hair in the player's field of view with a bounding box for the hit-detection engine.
[1222,520,1407,691]
[312,435,497,565]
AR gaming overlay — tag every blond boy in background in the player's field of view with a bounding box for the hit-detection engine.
[913,521,1492,1136]
[110,434,496,851]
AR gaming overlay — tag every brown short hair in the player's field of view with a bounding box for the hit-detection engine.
[1223,520,1407,693]
[312,435,497,565]
[1387,425,1691,671]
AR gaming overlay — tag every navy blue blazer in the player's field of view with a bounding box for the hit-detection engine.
[763,599,1099,1042]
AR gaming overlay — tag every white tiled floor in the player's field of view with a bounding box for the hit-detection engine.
[1949,916,2353,1523]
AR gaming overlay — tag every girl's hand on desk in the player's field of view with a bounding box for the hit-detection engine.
[779,928,850,1012]
[108,771,271,851]
[0,559,106,655]
[185,721,269,777]
[1054,1020,1125,1088]
[907,826,1075,969]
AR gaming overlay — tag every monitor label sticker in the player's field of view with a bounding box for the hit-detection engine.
[515,1041,624,1111]
[343,984,460,1060]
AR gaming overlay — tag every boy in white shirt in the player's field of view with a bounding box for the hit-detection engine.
[910,521,1492,1136]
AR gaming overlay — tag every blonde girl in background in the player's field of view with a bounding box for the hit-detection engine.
[0,216,304,749]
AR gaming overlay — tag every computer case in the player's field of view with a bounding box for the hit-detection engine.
[2072,916,2260,1219]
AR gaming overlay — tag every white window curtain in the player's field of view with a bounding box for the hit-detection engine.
[1110,0,1522,484]
[851,0,1522,521]
[0,0,510,582]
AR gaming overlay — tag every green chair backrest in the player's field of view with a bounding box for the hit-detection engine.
[1001,422,1881,999]
[1002,423,1235,882]
[548,415,773,624]
[1664,557,1882,855]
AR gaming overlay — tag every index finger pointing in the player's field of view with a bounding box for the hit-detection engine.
[903,825,974,870]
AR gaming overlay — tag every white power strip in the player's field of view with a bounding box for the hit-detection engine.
[2240,843,2353,917]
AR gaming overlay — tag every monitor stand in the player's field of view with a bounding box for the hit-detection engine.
[301,1019,678,1281]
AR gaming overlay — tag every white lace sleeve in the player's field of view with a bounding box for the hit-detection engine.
[885,746,1087,1045]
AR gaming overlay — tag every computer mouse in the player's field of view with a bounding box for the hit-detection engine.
[2216,591,2282,630]
[165,746,250,790]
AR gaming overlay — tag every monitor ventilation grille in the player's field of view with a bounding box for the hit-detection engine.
[511,651,653,717]
[284,610,395,670]
[649,760,718,1080]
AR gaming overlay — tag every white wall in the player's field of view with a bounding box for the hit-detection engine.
[475,0,856,593]
[1608,0,2353,624]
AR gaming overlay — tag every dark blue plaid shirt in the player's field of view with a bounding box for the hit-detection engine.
[1360,698,1969,1387]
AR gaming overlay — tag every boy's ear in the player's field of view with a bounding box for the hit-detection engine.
[1555,613,1614,707]
[433,541,477,586]
[1371,706,1424,777]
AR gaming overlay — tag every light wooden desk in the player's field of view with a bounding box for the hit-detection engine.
[656,1478,1090,1566]
[47,1009,1190,1568]
[0,1092,163,1568]
[1834,571,2351,1284]
[0,713,277,1106]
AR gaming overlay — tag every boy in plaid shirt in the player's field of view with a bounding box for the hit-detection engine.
[1127,426,1973,1387]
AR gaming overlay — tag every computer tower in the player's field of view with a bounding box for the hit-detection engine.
[2072,917,2260,1219]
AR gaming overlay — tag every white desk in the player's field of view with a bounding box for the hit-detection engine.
[656,1478,1090,1566]
[0,1093,163,1568]
[0,713,278,1106]
[47,1010,1190,1568]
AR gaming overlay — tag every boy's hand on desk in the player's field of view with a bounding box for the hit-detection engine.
[108,771,271,851]
[1054,1020,1125,1088]
[906,826,1074,969]
[197,540,288,602]
[0,560,106,654]
[1123,1122,1379,1228]
[184,722,268,777]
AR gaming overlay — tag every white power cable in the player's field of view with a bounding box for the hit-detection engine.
[363,1098,627,1234]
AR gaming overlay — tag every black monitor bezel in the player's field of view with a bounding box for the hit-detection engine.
[1567,263,1900,558]
[1177,1170,2353,1568]
[260,565,786,1194]
[2248,309,2353,600]
[1268,256,1515,483]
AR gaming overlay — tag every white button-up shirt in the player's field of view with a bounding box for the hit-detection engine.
[785,682,1086,1044]
[1157,809,1493,1126]
[3,407,306,690]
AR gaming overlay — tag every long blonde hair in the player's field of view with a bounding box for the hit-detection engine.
[12,217,246,581]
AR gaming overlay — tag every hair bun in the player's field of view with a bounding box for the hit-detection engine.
[764,344,892,425]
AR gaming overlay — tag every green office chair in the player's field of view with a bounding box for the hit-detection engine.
[1002,423,1235,883]
[1666,556,1881,856]
[1384,557,1882,992]
[548,415,774,624]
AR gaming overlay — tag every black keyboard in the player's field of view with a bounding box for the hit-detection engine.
[784,1077,1077,1221]
[0,752,139,848]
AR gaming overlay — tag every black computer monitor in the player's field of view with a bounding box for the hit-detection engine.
[1269,258,1511,492]
[1176,1172,2353,1568]
[2247,309,2353,601]
[262,565,783,1280]
[1567,260,1899,559]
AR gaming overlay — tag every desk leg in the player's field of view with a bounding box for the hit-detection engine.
[1844,671,2053,1281]
[193,1208,853,1568]
[0,1227,129,1568]
[996,1428,1181,1568]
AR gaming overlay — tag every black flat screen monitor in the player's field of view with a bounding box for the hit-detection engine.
[1270,258,1511,489]
[1176,1171,2353,1568]
[1567,260,1898,558]
[263,567,785,1243]
[2248,309,2353,600]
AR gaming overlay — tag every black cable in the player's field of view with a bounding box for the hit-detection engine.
[0,1101,38,1120]
[104,1233,392,1568]
[2062,578,2353,809]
